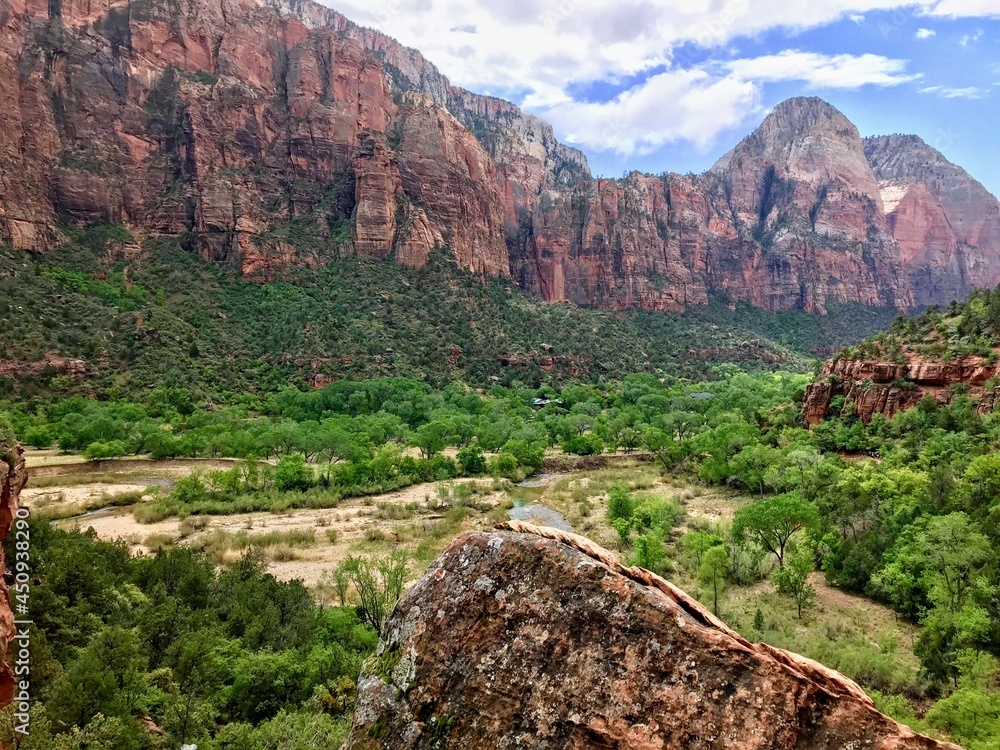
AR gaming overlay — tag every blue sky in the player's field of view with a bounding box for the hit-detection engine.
[327,1,1000,195]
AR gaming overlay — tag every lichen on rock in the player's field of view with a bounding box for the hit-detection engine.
[346,521,958,749]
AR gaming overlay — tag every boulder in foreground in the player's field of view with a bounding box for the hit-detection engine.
[346,521,957,749]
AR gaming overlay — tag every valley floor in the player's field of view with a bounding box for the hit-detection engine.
[24,451,927,705]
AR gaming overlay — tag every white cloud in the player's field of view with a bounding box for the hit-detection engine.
[320,0,996,154]
[960,29,984,46]
[726,51,920,88]
[919,85,989,98]
[537,70,761,155]
[915,27,936,38]
[537,51,916,155]
[929,0,1000,17]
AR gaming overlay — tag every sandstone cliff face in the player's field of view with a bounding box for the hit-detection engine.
[802,352,1000,425]
[707,98,911,312]
[0,0,509,277]
[2,0,997,314]
[865,134,1000,308]
[0,442,26,708]
[347,522,957,750]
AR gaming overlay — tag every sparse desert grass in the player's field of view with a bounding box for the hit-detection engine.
[144,533,177,552]
[31,472,153,489]
[189,528,319,565]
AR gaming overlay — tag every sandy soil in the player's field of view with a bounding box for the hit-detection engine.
[22,483,150,515]
[58,479,505,586]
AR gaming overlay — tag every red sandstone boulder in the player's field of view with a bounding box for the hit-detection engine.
[346,523,957,750]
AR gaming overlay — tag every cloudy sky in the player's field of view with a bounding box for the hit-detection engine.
[325,0,1000,194]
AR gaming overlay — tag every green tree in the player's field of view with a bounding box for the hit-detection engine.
[412,421,448,459]
[698,545,729,617]
[772,544,816,618]
[732,492,818,568]
[337,551,408,637]
[605,484,635,523]
[274,454,314,491]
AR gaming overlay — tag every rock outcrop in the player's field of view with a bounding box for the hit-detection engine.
[2,0,998,313]
[802,352,1000,425]
[865,135,1000,307]
[0,440,26,708]
[347,522,957,749]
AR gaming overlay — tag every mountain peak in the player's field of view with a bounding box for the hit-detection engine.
[710,97,860,177]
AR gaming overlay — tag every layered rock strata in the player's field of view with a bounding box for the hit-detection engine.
[802,352,1000,425]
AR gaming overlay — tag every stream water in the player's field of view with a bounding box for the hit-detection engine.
[507,473,574,532]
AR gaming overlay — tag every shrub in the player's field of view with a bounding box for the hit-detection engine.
[562,433,603,456]
[457,445,487,475]
[83,440,129,461]
[275,455,315,492]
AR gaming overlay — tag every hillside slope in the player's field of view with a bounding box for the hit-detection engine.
[0,228,907,399]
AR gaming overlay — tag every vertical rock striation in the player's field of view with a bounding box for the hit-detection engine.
[1,0,998,313]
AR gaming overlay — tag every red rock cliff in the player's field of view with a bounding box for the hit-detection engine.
[347,522,957,749]
[0,441,26,709]
[866,135,1000,308]
[3,0,998,314]
[0,0,508,276]
[803,351,1000,425]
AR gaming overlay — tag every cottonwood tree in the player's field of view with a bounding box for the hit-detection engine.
[732,492,818,569]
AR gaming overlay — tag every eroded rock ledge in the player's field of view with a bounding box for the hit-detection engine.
[346,521,957,749]
[802,352,1000,426]
[0,441,26,708]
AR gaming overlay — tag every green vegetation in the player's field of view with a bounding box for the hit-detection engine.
[6,362,1000,746]
[838,287,1000,364]
[6,227,1000,746]
[0,227,901,403]
[0,527,377,749]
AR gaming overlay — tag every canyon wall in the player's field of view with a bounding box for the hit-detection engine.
[2,0,999,312]
[346,522,957,749]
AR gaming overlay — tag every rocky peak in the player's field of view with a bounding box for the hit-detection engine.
[706,97,909,312]
[864,134,1000,307]
[713,97,881,200]
[346,522,957,749]
[865,134,964,183]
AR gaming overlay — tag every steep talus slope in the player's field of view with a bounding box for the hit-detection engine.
[0,439,26,708]
[347,522,956,749]
[865,134,1000,307]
